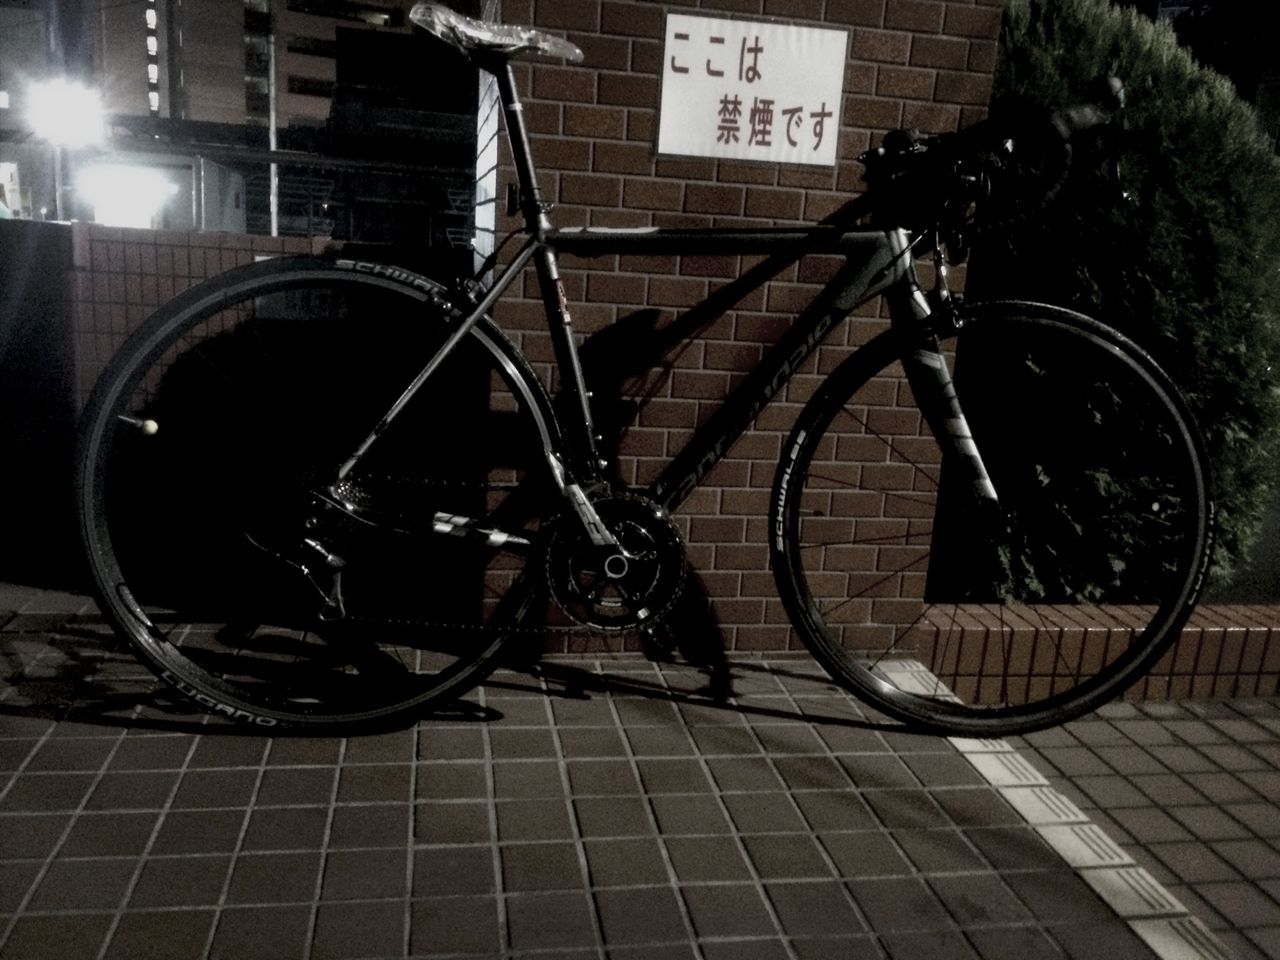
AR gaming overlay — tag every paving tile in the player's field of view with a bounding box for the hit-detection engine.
[497,797,576,842]
[24,736,116,772]
[650,794,731,836]
[773,755,855,791]
[583,836,670,887]
[334,763,412,804]
[559,727,629,759]
[595,886,688,944]
[1198,880,1280,927]
[343,729,414,764]
[965,927,1064,960]
[1070,774,1152,809]
[765,880,865,937]
[1148,840,1242,883]
[505,890,599,950]
[501,840,581,892]
[102,909,217,960]
[414,800,492,845]
[225,851,322,904]
[327,802,409,848]
[1108,805,1196,844]
[574,796,651,838]
[681,883,777,938]
[0,913,113,960]
[0,772,96,811]
[60,810,161,857]
[1051,919,1161,960]
[188,735,269,768]
[254,766,338,806]
[267,737,343,766]
[637,758,715,794]
[892,828,988,873]
[208,904,312,960]
[790,790,879,831]
[27,855,136,910]
[966,827,1066,872]
[491,760,562,799]
[1093,745,1172,776]
[106,735,194,771]
[414,843,495,897]
[865,789,952,829]
[415,727,485,761]
[312,898,406,959]
[664,836,753,883]
[128,854,232,907]
[880,930,978,959]
[409,894,503,955]
[150,808,246,854]
[697,940,790,960]
[846,876,953,933]
[490,728,558,759]
[171,768,258,809]
[321,847,407,900]
[822,831,912,879]
[240,805,329,852]
[930,872,1034,925]
[1168,804,1253,841]
[743,834,833,879]
[1228,801,1280,837]
[1211,838,1280,879]
[625,727,697,757]
[566,759,642,796]
[722,791,807,833]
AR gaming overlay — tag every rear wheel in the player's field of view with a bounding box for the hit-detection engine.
[77,257,556,729]
[772,300,1212,735]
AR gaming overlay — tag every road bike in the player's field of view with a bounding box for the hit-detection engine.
[75,2,1213,735]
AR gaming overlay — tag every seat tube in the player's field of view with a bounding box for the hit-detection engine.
[493,63,604,479]
[887,271,998,503]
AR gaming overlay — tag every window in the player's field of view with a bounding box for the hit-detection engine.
[147,36,158,56]
[287,75,335,98]
[145,8,157,28]
[286,36,338,58]
[147,64,159,83]
[0,91,9,110]
[148,90,160,111]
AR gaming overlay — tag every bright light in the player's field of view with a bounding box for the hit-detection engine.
[148,91,160,111]
[27,79,105,147]
[145,8,157,28]
[78,164,177,229]
[0,91,9,110]
[147,36,158,56]
[148,63,159,83]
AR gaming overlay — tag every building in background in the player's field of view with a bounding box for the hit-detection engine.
[0,0,489,250]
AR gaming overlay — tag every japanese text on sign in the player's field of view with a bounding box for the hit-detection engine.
[657,14,848,167]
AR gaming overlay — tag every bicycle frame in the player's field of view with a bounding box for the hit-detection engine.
[334,60,995,542]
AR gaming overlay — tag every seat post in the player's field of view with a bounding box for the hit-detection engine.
[490,61,550,236]
[487,57,606,481]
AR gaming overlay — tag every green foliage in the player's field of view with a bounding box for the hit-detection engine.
[979,0,1280,579]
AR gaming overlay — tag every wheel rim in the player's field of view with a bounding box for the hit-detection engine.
[783,310,1208,731]
[82,272,548,725]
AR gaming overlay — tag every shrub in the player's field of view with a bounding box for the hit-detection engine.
[976,0,1280,581]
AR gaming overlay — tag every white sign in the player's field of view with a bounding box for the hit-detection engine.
[657,14,848,167]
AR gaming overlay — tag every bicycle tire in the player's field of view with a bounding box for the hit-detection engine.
[77,256,558,729]
[771,300,1212,736]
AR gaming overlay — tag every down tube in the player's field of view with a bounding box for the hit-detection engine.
[648,232,911,513]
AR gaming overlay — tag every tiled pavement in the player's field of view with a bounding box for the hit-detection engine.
[2,581,1278,960]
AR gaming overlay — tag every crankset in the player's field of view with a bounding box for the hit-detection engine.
[546,492,686,631]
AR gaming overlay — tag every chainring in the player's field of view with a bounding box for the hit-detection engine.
[546,493,686,631]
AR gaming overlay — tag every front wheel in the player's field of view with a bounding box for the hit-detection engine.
[771,301,1212,736]
[77,257,558,729]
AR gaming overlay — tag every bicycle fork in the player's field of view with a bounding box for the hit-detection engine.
[889,282,999,505]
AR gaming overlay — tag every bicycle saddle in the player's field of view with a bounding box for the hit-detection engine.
[409,2,583,63]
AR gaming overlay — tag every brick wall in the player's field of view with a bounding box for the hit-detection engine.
[68,223,314,410]
[487,0,1002,652]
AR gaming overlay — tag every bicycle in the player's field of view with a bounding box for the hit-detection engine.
[75,2,1213,736]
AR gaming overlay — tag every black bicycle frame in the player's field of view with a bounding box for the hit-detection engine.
[336,60,995,539]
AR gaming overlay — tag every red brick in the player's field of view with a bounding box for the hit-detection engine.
[943,4,1001,40]
[685,183,745,216]
[627,109,656,142]
[935,70,993,106]
[561,173,623,206]
[576,34,631,69]
[587,273,647,303]
[624,178,683,209]
[602,0,664,37]
[745,187,803,220]
[631,39,662,76]
[532,66,596,102]
[852,28,911,64]
[845,95,904,130]
[902,100,959,133]
[594,141,654,174]
[826,0,886,26]
[886,0,945,32]
[877,65,936,100]
[649,276,708,306]
[910,34,969,69]
[599,71,659,108]
[680,255,739,278]
[532,135,592,170]
[968,39,997,73]
[764,0,824,18]
[655,156,716,180]
[564,104,626,139]
[534,0,599,30]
